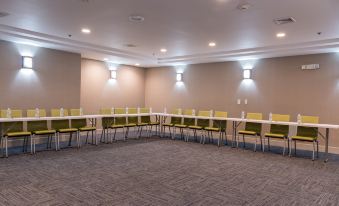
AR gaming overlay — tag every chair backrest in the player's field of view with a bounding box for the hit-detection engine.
[245,113,262,134]
[270,114,290,136]
[170,108,182,124]
[127,108,138,124]
[213,111,228,131]
[140,108,151,123]
[71,119,87,129]
[27,120,48,132]
[183,109,195,126]
[27,109,47,117]
[114,108,127,125]
[51,109,69,117]
[70,109,81,116]
[0,109,23,118]
[297,115,319,138]
[100,108,112,115]
[51,119,70,130]
[197,110,210,128]
[2,121,24,133]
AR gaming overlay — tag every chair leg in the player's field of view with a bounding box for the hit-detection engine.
[5,137,8,158]
[254,135,257,152]
[294,140,297,155]
[242,134,246,148]
[224,132,228,145]
[54,133,58,151]
[261,136,264,152]
[30,135,34,154]
[312,141,315,161]
[283,138,286,156]
[317,141,319,158]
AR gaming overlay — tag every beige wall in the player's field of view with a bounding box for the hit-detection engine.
[0,40,81,113]
[80,59,145,114]
[145,53,339,146]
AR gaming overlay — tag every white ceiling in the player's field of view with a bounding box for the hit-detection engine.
[0,0,339,67]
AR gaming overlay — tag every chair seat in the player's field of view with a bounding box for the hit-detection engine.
[291,136,316,142]
[265,133,286,138]
[137,123,149,126]
[162,123,173,126]
[188,125,203,130]
[205,127,220,131]
[125,123,137,127]
[174,124,187,128]
[238,130,257,135]
[58,128,78,133]
[6,131,31,137]
[79,126,96,131]
[33,130,56,135]
[110,124,124,128]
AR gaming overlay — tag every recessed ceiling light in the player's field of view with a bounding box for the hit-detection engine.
[276,32,286,38]
[160,48,167,53]
[135,63,140,66]
[81,28,91,34]
[209,42,216,47]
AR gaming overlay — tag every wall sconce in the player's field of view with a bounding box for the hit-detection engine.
[110,70,117,79]
[243,69,251,79]
[176,73,183,82]
[22,56,33,69]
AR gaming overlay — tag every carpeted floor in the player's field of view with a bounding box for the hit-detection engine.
[1,137,339,206]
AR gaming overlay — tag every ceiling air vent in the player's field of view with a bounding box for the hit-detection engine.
[273,17,296,25]
[0,12,10,18]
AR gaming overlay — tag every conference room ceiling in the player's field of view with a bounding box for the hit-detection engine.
[0,0,338,67]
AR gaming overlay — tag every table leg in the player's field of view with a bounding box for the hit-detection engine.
[325,128,329,162]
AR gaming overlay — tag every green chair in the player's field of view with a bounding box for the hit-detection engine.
[264,114,290,155]
[51,109,78,149]
[0,110,31,157]
[70,109,97,147]
[137,108,159,138]
[187,110,210,143]
[162,109,182,139]
[291,115,319,160]
[204,111,228,146]
[238,113,263,152]
[173,109,195,141]
[125,108,138,139]
[100,108,114,143]
[109,108,126,141]
[27,109,57,153]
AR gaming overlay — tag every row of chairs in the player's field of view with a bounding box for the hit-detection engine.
[99,108,160,143]
[0,109,96,157]
[162,109,319,160]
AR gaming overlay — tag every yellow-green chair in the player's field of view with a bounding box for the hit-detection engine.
[204,111,228,146]
[173,109,195,141]
[264,114,290,155]
[109,108,126,142]
[27,109,57,153]
[100,108,114,143]
[70,109,97,147]
[162,108,182,139]
[238,113,263,152]
[125,108,138,139]
[0,110,31,157]
[138,108,159,138]
[187,110,210,143]
[291,115,319,160]
[50,109,78,149]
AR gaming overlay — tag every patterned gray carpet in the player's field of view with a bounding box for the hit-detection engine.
[1,137,339,206]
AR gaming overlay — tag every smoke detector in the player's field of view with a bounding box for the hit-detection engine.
[129,15,145,23]
[237,3,251,11]
[0,12,10,18]
[274,17,296,25]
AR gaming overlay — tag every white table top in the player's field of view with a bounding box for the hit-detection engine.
[0,113,338,129]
